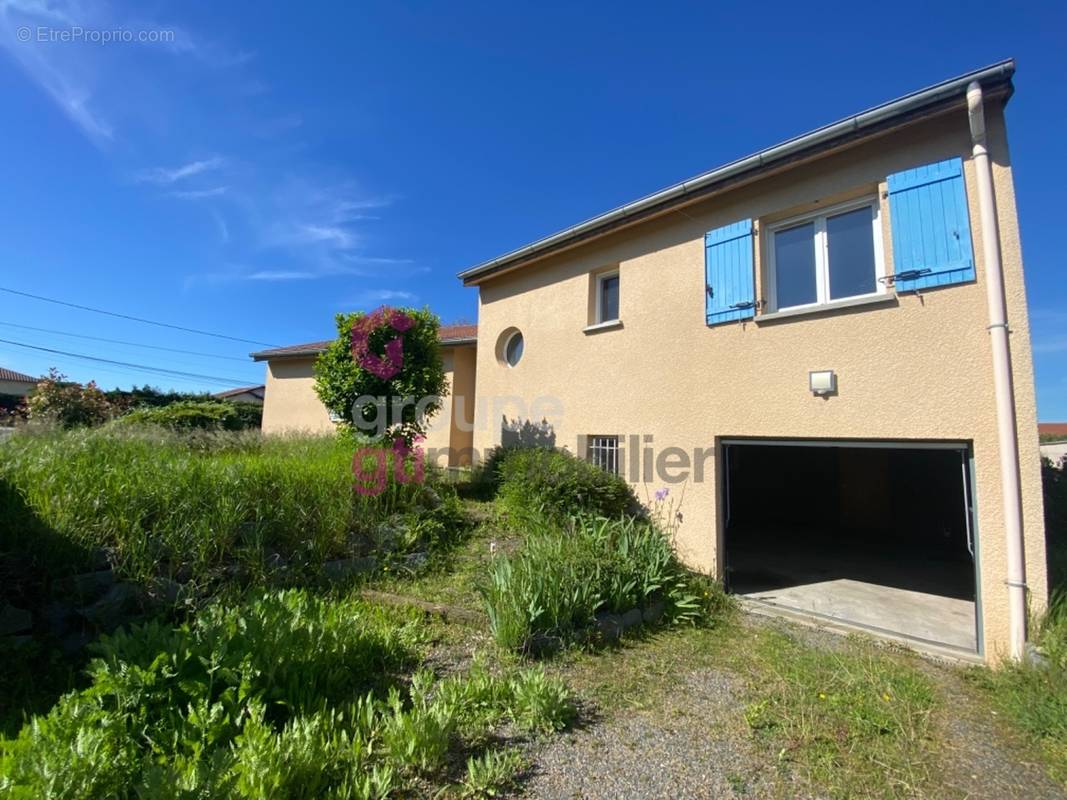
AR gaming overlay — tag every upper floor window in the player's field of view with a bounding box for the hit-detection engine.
[765,198,885,313]
[596,270,620,323]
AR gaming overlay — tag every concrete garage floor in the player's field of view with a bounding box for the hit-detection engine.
[728,541,978,653]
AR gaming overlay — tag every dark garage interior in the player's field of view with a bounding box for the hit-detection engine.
[723,441,978,651]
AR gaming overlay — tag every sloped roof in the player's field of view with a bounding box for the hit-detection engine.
[213,385,265,399]
[251,323,477,362]
[458,60,1016,285]
[0,367,36,383]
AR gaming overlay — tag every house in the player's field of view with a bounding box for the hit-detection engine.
[1040,423,1067,467]
[212,385,266,405]
[251,323,478,463]
[0,367,37,400]
[255,61,1046,662]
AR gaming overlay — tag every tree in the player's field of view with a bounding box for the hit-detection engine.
[24,368,113,428]
[313,307,447,442]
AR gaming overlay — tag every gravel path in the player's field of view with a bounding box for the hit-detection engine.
[518,668,815,800]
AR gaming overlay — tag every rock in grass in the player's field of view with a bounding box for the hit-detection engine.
[642,600,666,625]
[322,557,377,581]
[595,611,623,642]
[0,603,32,636]
[41,601,77,637]
[77,582,139,631]
[57,569,115,600]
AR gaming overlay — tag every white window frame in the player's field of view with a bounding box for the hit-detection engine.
[503,330,524,367]
[595,270,620,324]
[587,435,620,475]
[764,197,886,314]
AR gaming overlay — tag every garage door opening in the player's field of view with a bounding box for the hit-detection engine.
[723,440,978,653]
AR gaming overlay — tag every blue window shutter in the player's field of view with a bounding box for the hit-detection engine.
[887,157,975,292]
[705,219,756,326]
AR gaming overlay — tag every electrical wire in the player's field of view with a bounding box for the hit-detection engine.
[0,286,279,348]
[0,338,258,387]
[0,321,253,362]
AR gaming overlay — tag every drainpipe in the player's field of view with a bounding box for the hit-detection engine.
[967,81,1027,660]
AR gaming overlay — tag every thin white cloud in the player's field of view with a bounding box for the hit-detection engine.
[137,157,225,185]
[245,270,316,282]
[171,186,228,199]
[348,289,417,307]
[293,224,358,249]
[1033,336,1067,355]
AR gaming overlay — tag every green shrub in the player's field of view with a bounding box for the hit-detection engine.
[480,514,725,651]
[461,748,525,799]
[0,427,464,585]
[0,591,574,799]
[24,368,112,429]
[496,447,637,524]
[118,400,261,431]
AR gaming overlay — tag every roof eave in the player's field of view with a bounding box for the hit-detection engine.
[458,59,1015,286]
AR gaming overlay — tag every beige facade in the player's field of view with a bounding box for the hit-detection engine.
[258,342,478,467]
[465,98,1045,661]
[0,378,36,397]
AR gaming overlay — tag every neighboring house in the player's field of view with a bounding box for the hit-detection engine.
[256,61,1046,662]
[0,367,37,399]
[1039,422,1067,466]
[213,385,265,405]
[251,324,477,464]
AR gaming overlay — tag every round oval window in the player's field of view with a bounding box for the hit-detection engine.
[504,331,524,366]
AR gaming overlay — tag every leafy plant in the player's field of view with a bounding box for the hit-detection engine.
[313,307,447,442]
[118,400,261,431]
[23,368,112,428]
[460,748,525,799]
[496,446,638,525]
[480,513,725,651]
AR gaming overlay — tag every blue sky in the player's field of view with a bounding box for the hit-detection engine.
[0,1,1065,416]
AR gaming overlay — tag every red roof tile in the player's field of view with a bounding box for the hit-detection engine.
[251,324,477,361]
[0,367,36,383]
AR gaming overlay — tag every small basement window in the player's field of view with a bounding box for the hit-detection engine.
[765,198,885,313]
[587,435,620,474]
[596,271,620,324]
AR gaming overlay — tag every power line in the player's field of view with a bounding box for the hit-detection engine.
[0,286,279,348]
[0,338,258,387]
[0,321,253,363]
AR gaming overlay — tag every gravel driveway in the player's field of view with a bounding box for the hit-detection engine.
[519,668,815,799]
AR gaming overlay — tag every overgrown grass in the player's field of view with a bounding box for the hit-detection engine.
[972,599,1067,784]
[0,589,575,799]
[737,629,937,799]
[0,426,464,586]
[480,513,729,652]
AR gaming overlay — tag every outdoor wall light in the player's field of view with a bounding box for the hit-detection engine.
[809,370,836,396]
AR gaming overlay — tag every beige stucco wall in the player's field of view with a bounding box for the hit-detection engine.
[470,100,1046,662]
[261,358,334,435]
[260,347,477,467]
[0,379,35,397]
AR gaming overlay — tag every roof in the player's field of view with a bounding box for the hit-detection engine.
[1039,423,1067,438]
[213,385,265,400]
[251,323,478,362]
[0,367,36,383]
[458,59,1016,286]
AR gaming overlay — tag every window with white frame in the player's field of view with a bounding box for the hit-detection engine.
[765,198,885,312]
[595,271,620,323]
[587,435,619,475]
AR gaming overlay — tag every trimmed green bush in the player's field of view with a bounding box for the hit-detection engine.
[118,400,261,431]
[497,447,637,524]
[480,514,727,651]
[0,591,574,799]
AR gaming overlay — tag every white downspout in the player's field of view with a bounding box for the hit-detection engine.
[967,81,1027,660]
